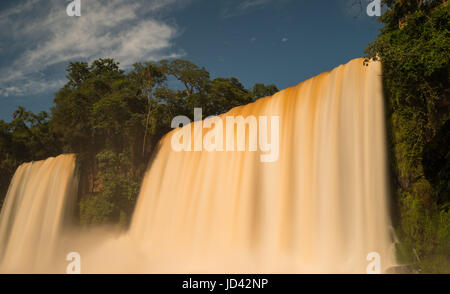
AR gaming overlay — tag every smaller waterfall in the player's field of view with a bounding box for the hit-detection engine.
[0,154,78,273]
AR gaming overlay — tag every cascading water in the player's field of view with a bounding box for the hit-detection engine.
[0,154,78,273]
[126,58,395,273]
[0,58,396,273]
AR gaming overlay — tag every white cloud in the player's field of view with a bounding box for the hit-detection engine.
[281,37,288,42]
[0,0,185,97]
[0,79,66,98]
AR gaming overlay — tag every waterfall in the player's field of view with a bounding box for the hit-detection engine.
[0,58,396,273]
[126,58,395,273]
[0,154,78,273]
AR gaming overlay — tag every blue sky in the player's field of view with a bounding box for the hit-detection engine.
[0,0,382,121]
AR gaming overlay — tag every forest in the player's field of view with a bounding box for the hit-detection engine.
[0,58,278,226]
[365,0,449,273]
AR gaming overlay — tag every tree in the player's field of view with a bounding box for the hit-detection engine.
[251,83,279,100]
[0,57,280,228]
[0,107,61,205]
[162,59,210,96]
[130,62,166,156]
[365,0,449,272]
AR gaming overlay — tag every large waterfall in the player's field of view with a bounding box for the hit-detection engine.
[127,58,395,273]
[0,58,396,273]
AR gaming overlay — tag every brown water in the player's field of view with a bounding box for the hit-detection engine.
[0,58,396,273]
[0,154,78,273]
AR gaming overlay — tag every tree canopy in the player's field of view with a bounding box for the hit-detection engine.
[0,58,278,227]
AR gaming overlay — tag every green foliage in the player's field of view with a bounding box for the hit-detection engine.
[0,108,62,203]
[251,83,279,100]
[366,0,449,273]
[80,151,139,227]
[161,59,210,96]
[203,78,253,115]
[79,193,115,226]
